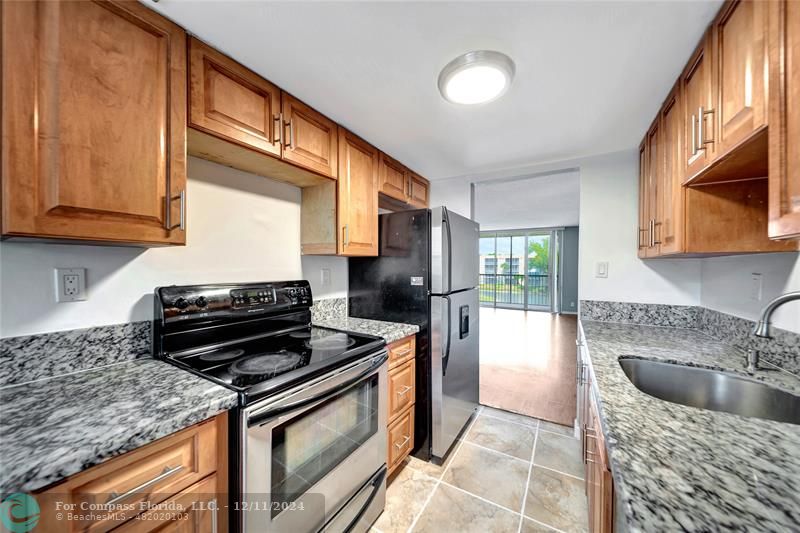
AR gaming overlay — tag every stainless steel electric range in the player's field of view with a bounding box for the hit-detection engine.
[153,280,388,533]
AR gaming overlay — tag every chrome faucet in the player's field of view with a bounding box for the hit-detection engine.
[748,291,800,372]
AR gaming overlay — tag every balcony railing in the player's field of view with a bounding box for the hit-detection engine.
[479,273,550,309]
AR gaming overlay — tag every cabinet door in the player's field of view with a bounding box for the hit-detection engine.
[338,129,379,256]
[682,30,717,179]
[658,84,685,255]
[409,173,430,208]
[281,94,338,178]
[768,0,800,239]
[189,37,281,158]
[637,140,651,258]
[379,152,409,202]
[1,0,187,245]
[713,0,768,154]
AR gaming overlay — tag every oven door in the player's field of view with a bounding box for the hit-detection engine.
[244,351,388,533]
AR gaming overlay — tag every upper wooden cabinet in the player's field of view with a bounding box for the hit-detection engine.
[1,0,187,245]
[713,0,768,154]
[379,153,410,202]
[658,83,685,255]
[189,37,281,158]
[637,141,650,259]
[768,0,800,239]
[408,173,430,208]
[338,128,379,256]
[681,29,717,179]
[281,94,338,179]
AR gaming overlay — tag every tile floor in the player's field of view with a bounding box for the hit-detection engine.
[479,309,578,426]
[373,405,587,533]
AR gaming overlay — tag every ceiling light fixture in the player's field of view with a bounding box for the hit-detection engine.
[438,50,515,105]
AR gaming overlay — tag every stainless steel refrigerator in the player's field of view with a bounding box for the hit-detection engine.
[348,207,480,462]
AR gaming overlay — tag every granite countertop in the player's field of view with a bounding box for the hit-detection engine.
[313,316,419,344]
[0,358,237,494]
[580,320,800,531]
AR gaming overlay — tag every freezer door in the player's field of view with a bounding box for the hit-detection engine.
[430,288,479,460]
[431,207,480,294]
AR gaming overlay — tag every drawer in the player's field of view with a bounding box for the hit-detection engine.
[112,474,218,533]
[388,336,415,369]
[388,359,415,422]
[37,415,223,533]
[387,406,415,470]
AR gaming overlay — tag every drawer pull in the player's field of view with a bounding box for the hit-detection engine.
[394,435,411,450]
[392,347,412,357]
[106,465,183,506]
[396,385,412,397]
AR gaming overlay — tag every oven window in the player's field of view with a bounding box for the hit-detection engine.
[271,373,379,518]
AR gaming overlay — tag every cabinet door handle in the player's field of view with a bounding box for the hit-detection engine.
[690,114,697,156]
[343,224,349,246]
[652,221,662,245]
[638,227,647,249]
[394,435,411,450]
[210,498,218,533]
[273,113,282,144]
[397,385,413,397]
[700,106,715,146]
[165,190,186,231]
[697,107,704,152]
[284,118,295,149]
[106,465,183,506]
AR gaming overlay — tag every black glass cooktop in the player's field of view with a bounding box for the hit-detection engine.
[168,325,385,401]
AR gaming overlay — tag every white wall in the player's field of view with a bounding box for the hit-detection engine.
[301,255,349,300]
[0,157,309,337]
[701,253,800,333]
[430,150,703,307]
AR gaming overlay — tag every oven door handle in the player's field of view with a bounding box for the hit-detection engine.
[248,352,388,426]
[338,466,387,532]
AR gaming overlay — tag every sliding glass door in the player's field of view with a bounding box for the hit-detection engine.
[479,229,555,311]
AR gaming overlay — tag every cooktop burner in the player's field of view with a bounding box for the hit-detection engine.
[168,325,385,400]
[231,352,303,375]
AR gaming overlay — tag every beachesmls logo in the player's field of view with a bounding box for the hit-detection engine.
[0,493,39,533]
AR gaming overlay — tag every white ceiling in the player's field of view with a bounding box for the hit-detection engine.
[474,170,580,230]
[148,0,722,180]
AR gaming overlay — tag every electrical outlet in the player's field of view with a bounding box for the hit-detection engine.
[55,268,87,302]
[321,268,331,288]
[750,273,763,301]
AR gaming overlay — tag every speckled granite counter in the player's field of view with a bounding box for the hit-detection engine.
[313,316,419,344]
[580,320,800,531]
[0,358,237,493]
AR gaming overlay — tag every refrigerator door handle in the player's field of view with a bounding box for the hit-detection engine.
[442,295,452,377]
[443,208,453,294]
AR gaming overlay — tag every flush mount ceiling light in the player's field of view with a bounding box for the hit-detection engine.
[438,50,515,105]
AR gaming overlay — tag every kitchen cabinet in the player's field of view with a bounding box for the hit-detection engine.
[1,0,187,246]
[386,336,416,476]
[337,128,379,256]
[658,84,685,255]
[584,388,614,533]
[187,38,335,187]
[637,142,650,258]
[637,122,661,258]
[681,29,717,180]
[35,413,228,532]
[378,154,431,209]
[767,0,800,239]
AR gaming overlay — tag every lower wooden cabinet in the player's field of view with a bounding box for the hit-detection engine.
[35,413,228,533]
[580,364,613,533]
[768,0,800,239]
[386,335,417,475]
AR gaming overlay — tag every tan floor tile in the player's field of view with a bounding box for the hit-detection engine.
[534,431,584,479]
[442,441,529,510]
[403,448,457,480]
[540,419,575,437]
[524,467,588,533]
[521,517,561,532]
[375,466,437,533]
[413,483,520,533]
[480,405,540,428]
[465,414,536,460]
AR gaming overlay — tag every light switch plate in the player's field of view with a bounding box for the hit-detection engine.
[750,273,763,301]
[595,262,609,278]
[320,268,331,288]
[55,268,87,302]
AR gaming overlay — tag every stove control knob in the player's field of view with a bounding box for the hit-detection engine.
[174,297,190,310]
[195,296,208,308]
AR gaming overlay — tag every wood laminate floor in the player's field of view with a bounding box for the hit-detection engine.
[478,308,578,426]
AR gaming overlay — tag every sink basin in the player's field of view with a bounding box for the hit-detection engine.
[618,358,800,425]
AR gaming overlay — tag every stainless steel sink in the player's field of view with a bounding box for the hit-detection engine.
[618,358,800,425]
